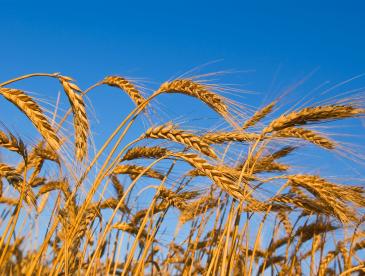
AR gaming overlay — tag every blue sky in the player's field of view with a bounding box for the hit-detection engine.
[1,1,364,82]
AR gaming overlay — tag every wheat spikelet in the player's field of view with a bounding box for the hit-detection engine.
[257,256,285,274]
[30,177,46,188]
[243,101,276,129]
[276,127,335,149]
[98,198,130,213]
[202,131,261,144]
[145,124,217,158]
[157,79,228,115]
[174,152,244,200]
[277,211,292,235]
[264,104,364,133]
[272,193,332,216]
[37,180,71,199]
[102,76,146,106]
[0,197,18,206]
[130,205,167,226]
[122,146,168,161]
[112,164,165,180]
[34,143,60,164]
[0,88,60,149]
[158,187,200,210]
[287,175,365,222]
[110,174,124,199]
[179,195,218,223]
[0,163,36,206]
[59,76,89,161]
[0,131,27,157]
[113,222,149,244]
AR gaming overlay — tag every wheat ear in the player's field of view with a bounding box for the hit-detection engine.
[59,76,89,161]
[145,124,217,158]
[157,79,228,115]
[0,163,36,206]
[102,76,146,106]
[275,127,335,149]
[122,146,168,161]
[173,152,244,200]
[243,101,276,129]
[203,132,261,144]
[0,88,60,150]
[263,104,364,133]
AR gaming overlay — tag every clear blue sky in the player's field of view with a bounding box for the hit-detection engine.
[1,1,364,82]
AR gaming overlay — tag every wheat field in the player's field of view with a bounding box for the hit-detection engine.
[0,72,364,275]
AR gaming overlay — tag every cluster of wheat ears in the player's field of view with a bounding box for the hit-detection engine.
[0,72,364,275]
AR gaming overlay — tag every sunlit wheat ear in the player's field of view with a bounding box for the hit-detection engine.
[178,195,218,223]
[0,163,36,206]
[0,88,60,150]
[263,104,365,134]
[157,187,201,210]
[111,164,165,180]
[37,180,71,199]
[110,174,124,199]
[275,127,335,149]
[145,124,217,158]
[97,198,130,213]
[242,101,276,129]
[0,197,18,206]
[173,152,244,200]
[102,76,146,106]
[0,130,27,157]
[34,143,60,164]
[202,131,261,144]
[287,175,365,222]
[59,76,89,161]
[122,146,168,161]
[156,79,228,115]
